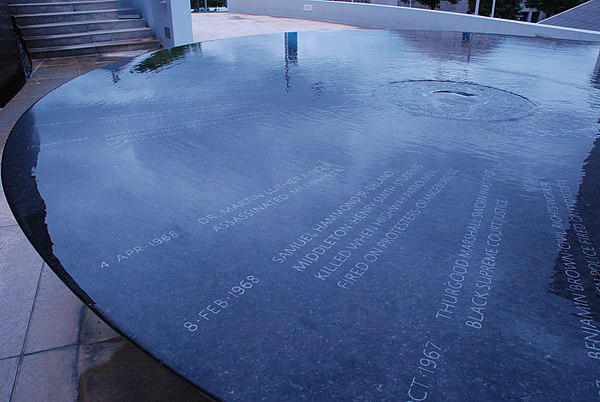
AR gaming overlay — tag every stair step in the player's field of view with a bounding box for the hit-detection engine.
[24,27,153,47]
[9,1,117,14]
[28,37,161,59]
[7,0,78,4]
[13,8,138,25]
[18,17,146,35]
[118,13,140,19]
[8,1,160,60]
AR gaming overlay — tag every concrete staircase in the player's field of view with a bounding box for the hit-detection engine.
[8,0,161,59]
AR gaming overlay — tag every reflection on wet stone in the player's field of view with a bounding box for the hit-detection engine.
[2,30,600,401]
[398,30,504,63]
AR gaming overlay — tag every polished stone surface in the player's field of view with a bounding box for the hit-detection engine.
[2,30,600,400]
[0,54,210,402]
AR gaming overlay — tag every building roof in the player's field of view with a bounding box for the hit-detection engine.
[539,0,600,31]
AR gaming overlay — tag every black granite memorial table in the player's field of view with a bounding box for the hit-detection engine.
[3,30,600,400]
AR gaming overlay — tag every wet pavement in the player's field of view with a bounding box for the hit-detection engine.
[0,13,356,402]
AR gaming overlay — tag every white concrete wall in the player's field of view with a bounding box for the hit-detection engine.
[123,0,193,47]
[371,0,469,14]
[228,0,600,42]
[168,0,194,46]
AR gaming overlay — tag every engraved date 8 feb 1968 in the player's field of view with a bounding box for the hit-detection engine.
[183,275,260,332]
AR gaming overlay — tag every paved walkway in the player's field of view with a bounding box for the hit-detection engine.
[0,13,356,402]
[192,12,357,42]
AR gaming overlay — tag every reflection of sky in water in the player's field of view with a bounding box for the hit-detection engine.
[4,30,600,401]
[18,29,600,264]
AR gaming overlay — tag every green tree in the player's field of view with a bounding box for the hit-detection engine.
[417,0,458,10]
[525,0,585,17]
[467,0,522,19]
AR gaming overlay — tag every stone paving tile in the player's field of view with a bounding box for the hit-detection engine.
[0,190,17,229]
[96,50,150,62]
[31,59,44,70]
[192,13,358,42]
[14,78,72,100]
[0,226,44,359]
[78,339,211,402]
[36,58,77,67]
[24,265,84,355]
[79,307,119,346]
[0,96,39,125]
[11,347,78,402]
[73,55,114,76]
[31,63,79,81]
[0,357,19,402]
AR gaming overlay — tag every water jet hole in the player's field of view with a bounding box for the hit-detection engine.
[433,90,476,97]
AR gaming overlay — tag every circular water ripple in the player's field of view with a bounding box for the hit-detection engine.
[379,80,535,121]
